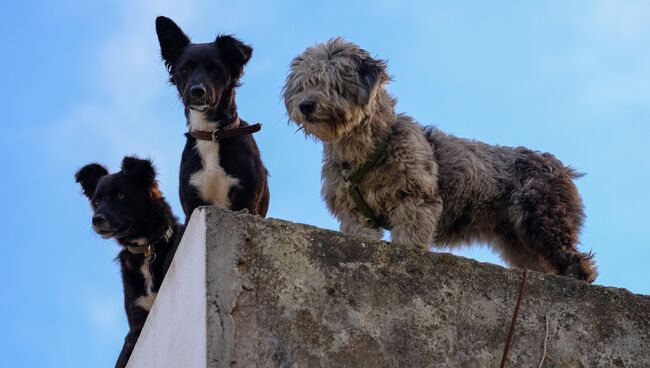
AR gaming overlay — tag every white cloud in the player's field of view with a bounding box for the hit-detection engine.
[550,1,650,109]
[49,0,202,344]
[589,0,650,42]
[48,0,200,178]
[84,295,124,335]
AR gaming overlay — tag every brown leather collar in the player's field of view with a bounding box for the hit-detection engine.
[189,117,262,142]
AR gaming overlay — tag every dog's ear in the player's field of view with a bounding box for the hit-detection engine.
[75,163,109,199]
[121,156,157,189]
[215,35,252,78]
[155,16,191,73]
[356,55,389,106]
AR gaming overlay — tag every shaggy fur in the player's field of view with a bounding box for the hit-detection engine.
[283,38,597,282]
[75,157,185,367]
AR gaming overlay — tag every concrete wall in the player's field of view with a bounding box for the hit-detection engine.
[129,207,650,368]
[127,210,207,368]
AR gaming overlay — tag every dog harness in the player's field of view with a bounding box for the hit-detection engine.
[189,117,262,142]
[126,226,174,264]
[339,129,392,230]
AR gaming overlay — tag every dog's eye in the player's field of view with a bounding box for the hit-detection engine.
[92,199,100,207]
[180,66,191,75]
[116,193,126,200]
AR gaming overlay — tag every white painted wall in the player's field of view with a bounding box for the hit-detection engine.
[127,210,207,368]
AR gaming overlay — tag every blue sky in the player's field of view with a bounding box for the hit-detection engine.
[1,1,649,366]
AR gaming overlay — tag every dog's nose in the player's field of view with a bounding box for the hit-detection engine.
[299,101,316,116]
[190,85,206,99]
[92,213,106,227]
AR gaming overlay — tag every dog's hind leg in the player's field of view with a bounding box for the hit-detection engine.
[492,228,556,274]
[510,169,597,282]
[514,220,596,282]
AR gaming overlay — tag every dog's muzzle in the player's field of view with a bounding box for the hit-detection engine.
[189,104,210,112]
[299,100,316,117]
[92,214,130,239]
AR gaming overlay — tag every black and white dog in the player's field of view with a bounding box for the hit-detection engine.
[155,16,270,222]
[75,156,184,368]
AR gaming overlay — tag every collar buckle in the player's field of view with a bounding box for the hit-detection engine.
[146,247,157,265]
[125,226,173,264]
[338,127,393,230]
[211,128,221,142]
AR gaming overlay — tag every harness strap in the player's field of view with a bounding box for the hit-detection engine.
[339,128,392,230]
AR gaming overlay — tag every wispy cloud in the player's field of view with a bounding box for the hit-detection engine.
[48,0,199,190]
[566,0,650,108]
[84,295,124,336]
[46,0,201,343]
[588,0,650,42]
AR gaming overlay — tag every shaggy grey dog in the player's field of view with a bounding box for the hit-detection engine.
[283,38,597,282]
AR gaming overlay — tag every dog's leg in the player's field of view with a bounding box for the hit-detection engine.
[115,326,143,368]
[493,228,556,273]
[180,183,205,224]
[516,216,597,282]
[389,198,441,251]
[228,179,267,216]
[340,212,384,241]
[511,174,597,282]
[116,267,150,368]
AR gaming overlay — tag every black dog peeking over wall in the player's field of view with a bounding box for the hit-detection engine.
[156,16,270,223]
[75,157,184,368]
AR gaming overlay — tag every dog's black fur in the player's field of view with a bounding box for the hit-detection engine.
[75,157,184,368]
[155,16,269,222]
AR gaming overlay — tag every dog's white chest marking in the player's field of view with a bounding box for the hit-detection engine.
[188,110,239,208]
[135,261,157,311]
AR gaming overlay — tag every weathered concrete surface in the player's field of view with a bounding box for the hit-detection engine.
[205,207,650,367]
[131,207,650,367]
